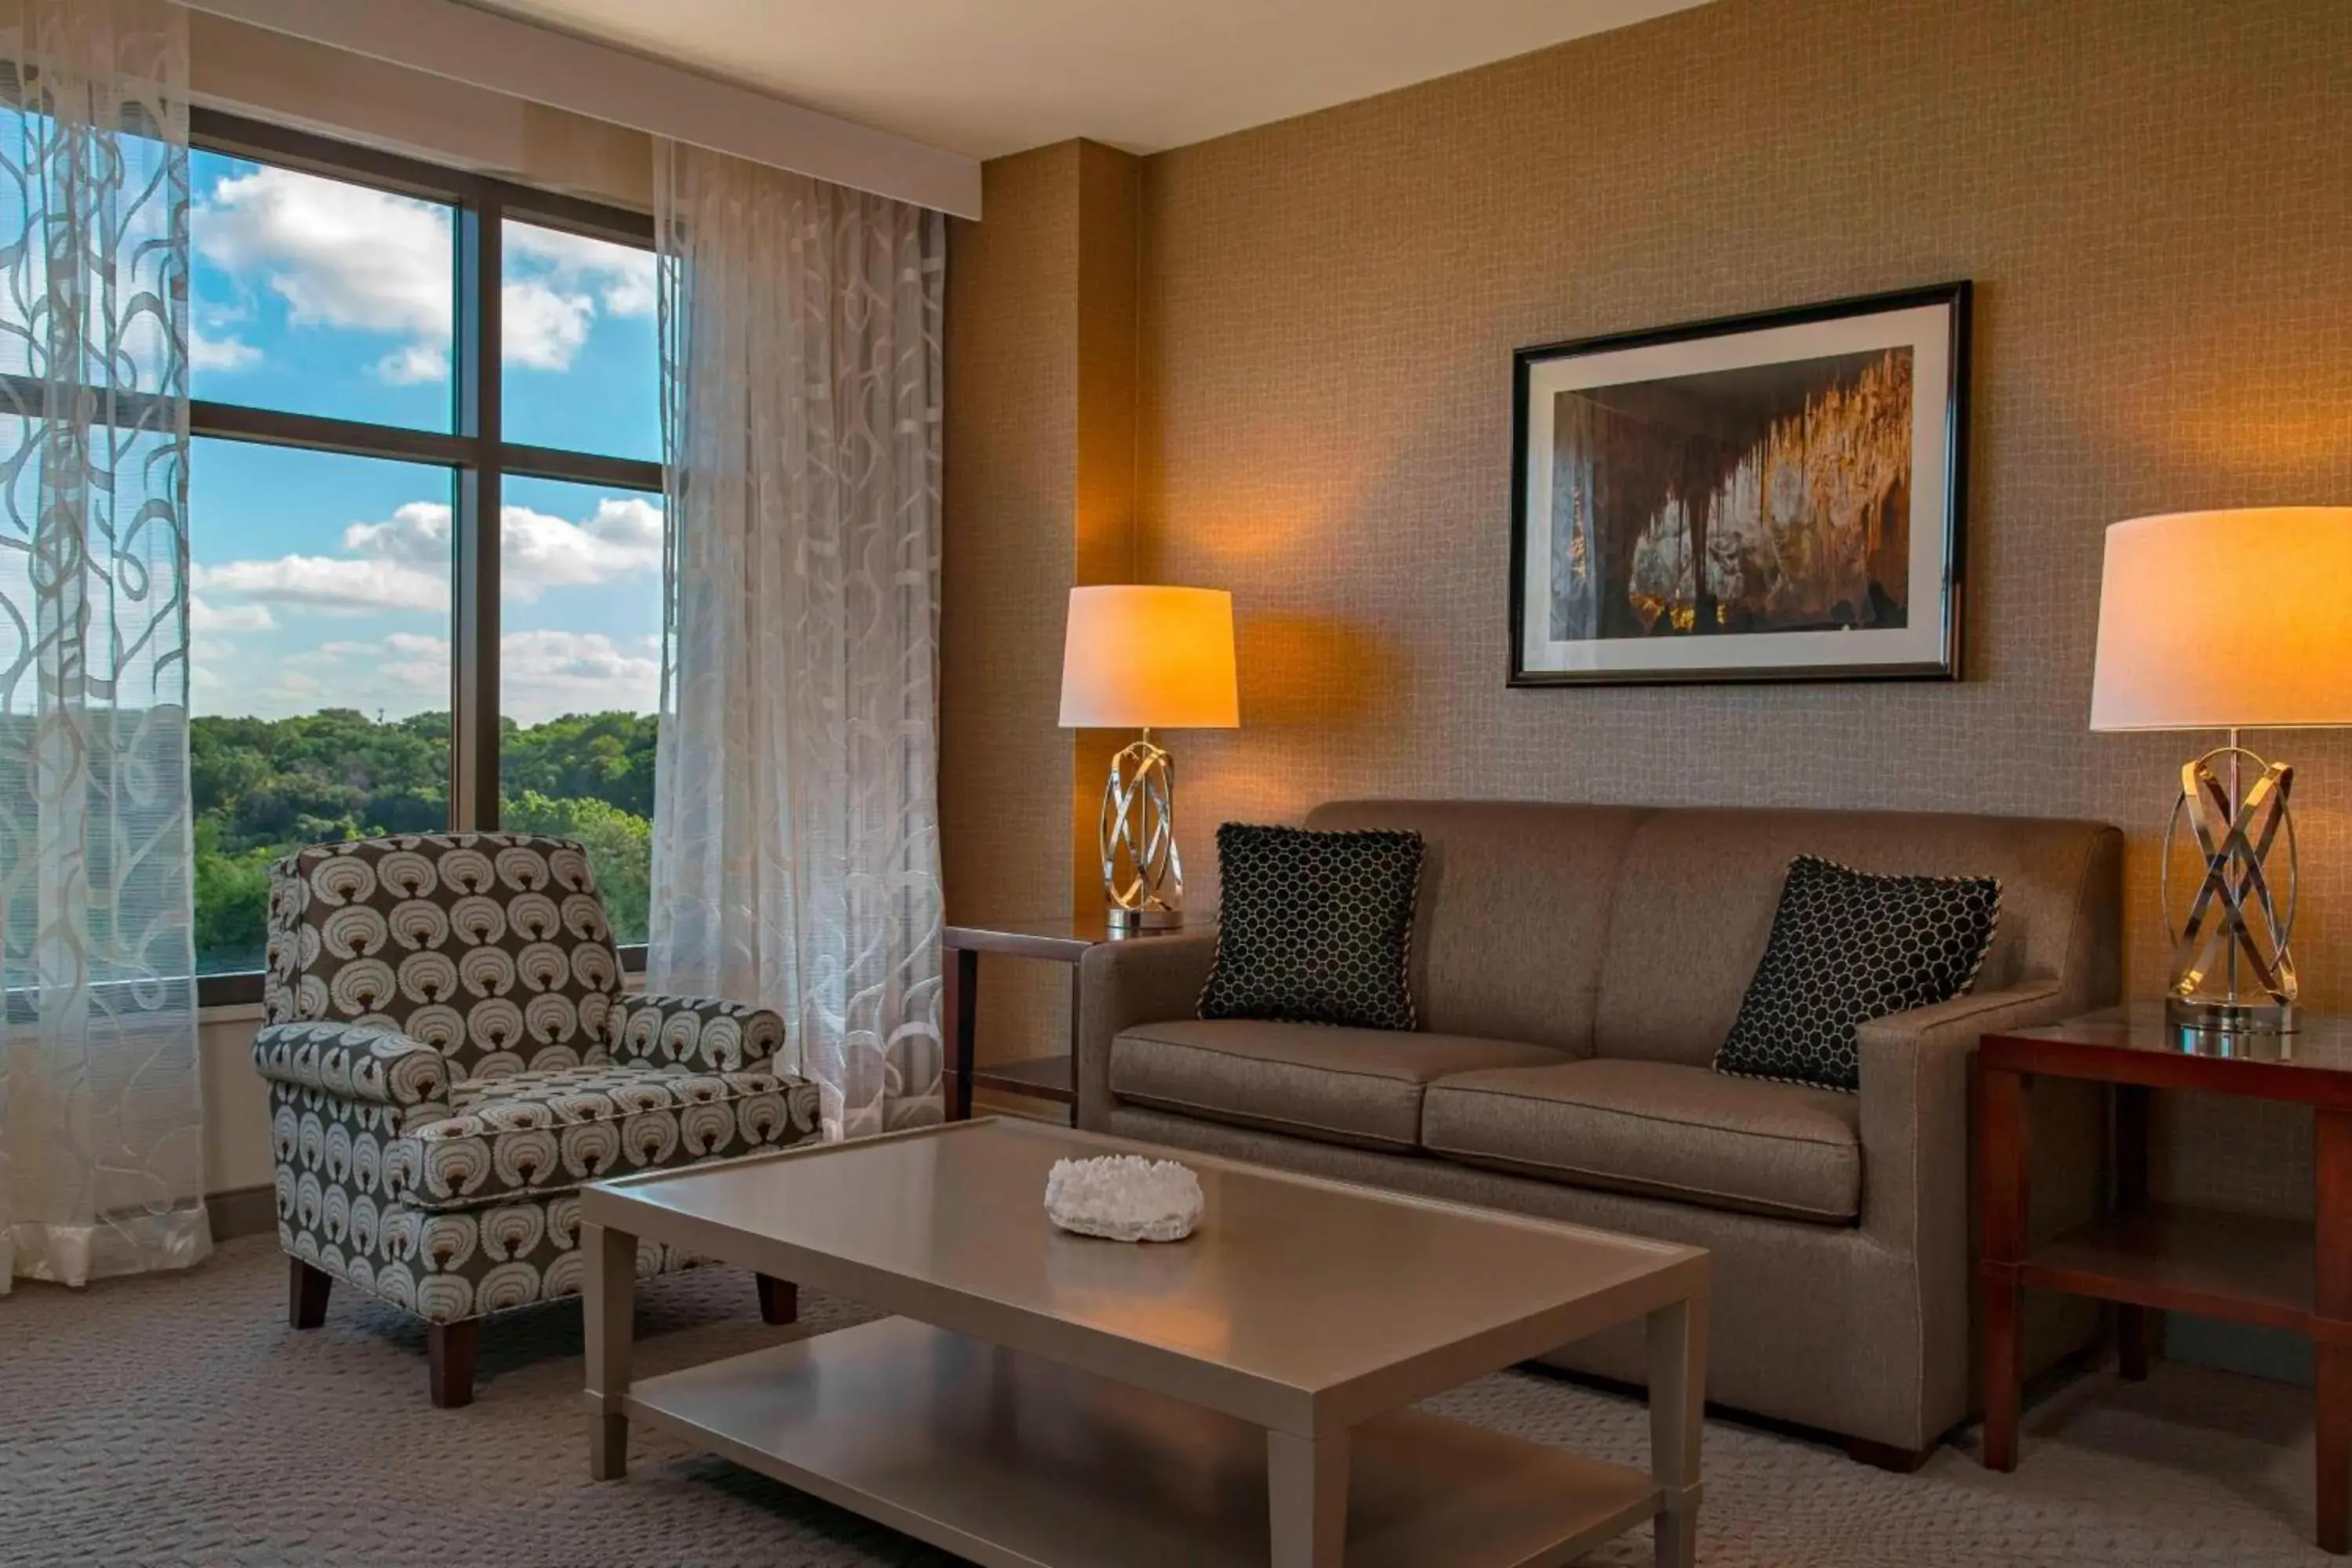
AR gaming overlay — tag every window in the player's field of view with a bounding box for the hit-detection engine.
[189,113,661,1001]
[190,441,456,975]
[497,475,662,943]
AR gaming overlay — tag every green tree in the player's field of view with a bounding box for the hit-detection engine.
[499,710,659,819]
[500,789,654,942]
[191,708,660,971]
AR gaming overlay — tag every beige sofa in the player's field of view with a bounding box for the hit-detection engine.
[1077,800,2122,1462]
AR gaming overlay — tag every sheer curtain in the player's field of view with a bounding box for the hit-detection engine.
[649,140,946,1140]
[0,0,207,1292]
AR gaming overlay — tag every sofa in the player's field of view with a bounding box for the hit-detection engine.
[251,832,823,1406]
[1076,800,2122,1462]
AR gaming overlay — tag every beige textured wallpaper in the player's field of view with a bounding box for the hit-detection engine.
[1072,143,1147,916]
[1128,0,2352,1216]
[943,141,1147,1087]
[942,146,1083,1078]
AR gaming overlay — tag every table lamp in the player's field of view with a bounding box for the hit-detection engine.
[1058,585,1239,929]
[2089,506,2352,1044]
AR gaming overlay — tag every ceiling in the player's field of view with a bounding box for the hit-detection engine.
[463,0,1715,161]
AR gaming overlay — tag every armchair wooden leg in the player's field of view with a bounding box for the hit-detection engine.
[428,1319,480,1409]
[756,1274,798,1325]
[288,1258,332,1330]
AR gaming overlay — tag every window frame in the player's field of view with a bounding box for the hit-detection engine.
[191,110,662,1007]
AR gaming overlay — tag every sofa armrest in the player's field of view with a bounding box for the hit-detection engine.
[1074,931,1220,1129]
[1854,981,2078,1445]
[609,993,787,1073]
[1857,981,2067,1248]
[252,1020,452,1108]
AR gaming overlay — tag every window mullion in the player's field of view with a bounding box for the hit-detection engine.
[452,195,503,832]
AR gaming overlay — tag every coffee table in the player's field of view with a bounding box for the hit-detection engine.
[579,1118,1711,1567]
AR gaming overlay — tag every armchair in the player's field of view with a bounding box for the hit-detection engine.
[252,832,821,1406]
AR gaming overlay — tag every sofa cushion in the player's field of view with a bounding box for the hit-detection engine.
[1715,855,2000,1091]
[1422,1058,1862,1223]
[1109,1018,1563,1152]
[1198,822,1424,1030]
[387,1059,821,1212]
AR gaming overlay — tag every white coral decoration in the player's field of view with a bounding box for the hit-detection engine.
[1044,1154,1203,1243]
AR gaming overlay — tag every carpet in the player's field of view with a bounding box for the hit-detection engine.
[0,1236,2332,1566]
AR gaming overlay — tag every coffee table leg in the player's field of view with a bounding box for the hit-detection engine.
[1267,1428,1348,1568]
[583,1221,636,1481]
[1647,1294,1706,1568]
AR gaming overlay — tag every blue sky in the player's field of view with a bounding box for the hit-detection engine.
[187,150,663,727]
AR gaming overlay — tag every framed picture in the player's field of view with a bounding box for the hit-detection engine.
[1509,282,1970,685]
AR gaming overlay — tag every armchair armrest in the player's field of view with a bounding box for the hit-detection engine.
[251,1020,452,1108]
[1074,931,1220,1129]
[609,993,788,1073]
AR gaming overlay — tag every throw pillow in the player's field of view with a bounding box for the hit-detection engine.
[1715,855,2001,1093]
[1197,822,1423,1031]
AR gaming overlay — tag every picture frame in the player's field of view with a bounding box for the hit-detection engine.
[1508,281,1971,686]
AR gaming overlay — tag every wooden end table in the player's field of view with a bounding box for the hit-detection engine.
[942,914,1209,1122]
[1977,1004,2352,1553]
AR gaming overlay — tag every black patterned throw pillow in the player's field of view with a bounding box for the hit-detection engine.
[1198,822,1423,1031]
[1714,855,2001,1093]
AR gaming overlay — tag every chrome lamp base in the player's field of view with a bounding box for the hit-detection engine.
[2164,996,2296,1054]
[2161,735,2299,1051]
[1105,905,1183,932]
[1097,729,1185,930]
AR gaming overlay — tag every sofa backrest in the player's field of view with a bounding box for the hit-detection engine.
[1591,808,2122,1066]
[1305,800,1649,1054]
[1303,800,2122,1063]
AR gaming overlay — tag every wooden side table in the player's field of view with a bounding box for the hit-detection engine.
[942,915,1209,1123]
[1977,1005,2352,1554]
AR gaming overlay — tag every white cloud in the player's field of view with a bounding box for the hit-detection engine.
[506,224,658,319]
[342,500,450,569]
[194,165,652,381]
[190,326,261,372]
[196,165,450,345]
[196,494,660,619]
[500,280,595,371]
[286,628,658,726]
[192,554,446,614]
[188,594,274,633]
[337,495,659,601]
[376,341,448,386]
[499,497,662,597]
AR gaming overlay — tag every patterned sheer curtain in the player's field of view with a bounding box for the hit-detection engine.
[649,140,946,1140]
[0,0,206,1292]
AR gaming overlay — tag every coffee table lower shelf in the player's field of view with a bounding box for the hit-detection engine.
[611,1315,1661,1568]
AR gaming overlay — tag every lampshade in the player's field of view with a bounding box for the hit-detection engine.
[1058,585,1239,729]
[2089,507,2352,732]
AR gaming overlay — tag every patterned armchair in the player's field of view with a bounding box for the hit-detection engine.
[251,833,821,1406]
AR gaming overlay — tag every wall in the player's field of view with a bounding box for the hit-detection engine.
[201,1007,274,1202]
[941,141,1143,1087]
[1119,0,2352,1222]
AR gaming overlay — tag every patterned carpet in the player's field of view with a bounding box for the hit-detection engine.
[0,1235,2333,1566]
